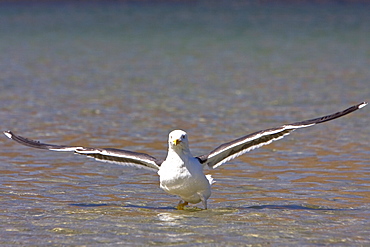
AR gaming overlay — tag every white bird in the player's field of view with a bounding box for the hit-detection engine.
[3,102,367,209]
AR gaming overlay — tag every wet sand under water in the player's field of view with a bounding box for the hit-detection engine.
[0,1,369,246]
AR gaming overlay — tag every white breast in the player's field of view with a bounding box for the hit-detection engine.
[158,154,211,204]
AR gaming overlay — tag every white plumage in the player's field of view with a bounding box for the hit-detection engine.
[158,130,214,209]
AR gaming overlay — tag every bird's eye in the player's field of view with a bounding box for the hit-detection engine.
[182,135,186,139]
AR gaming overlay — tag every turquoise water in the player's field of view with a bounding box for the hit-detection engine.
[0,1,369,246]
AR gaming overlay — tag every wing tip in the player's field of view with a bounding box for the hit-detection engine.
[358,102,368,109]
[3,130,13,139]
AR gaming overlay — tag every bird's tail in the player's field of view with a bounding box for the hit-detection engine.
[206,175,215,185]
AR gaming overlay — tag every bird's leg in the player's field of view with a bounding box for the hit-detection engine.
[176,200,189,210]
[200,195,208,210]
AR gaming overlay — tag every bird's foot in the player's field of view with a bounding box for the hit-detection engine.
[176,200,189,210]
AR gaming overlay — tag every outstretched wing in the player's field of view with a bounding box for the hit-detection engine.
[198,102,367,169]
[3,131,161,171]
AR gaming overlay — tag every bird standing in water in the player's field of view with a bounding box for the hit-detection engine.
[3,102,367,209]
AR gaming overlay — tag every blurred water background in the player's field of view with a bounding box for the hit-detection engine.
[0,1,369,246]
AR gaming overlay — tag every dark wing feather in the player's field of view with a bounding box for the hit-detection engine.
[75,147,161,171]
[3,131,161,171]
[3,130,82,151]
[198,102,367,169]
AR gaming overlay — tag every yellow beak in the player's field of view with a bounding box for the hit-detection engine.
[173,139,181,145]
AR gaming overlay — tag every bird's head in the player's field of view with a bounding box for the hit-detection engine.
[168,130,189,150]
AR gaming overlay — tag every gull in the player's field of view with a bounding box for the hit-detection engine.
[3,102,367,209]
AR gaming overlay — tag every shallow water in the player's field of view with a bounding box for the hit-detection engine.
[0,1,369,246]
